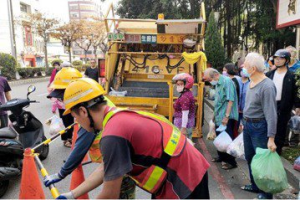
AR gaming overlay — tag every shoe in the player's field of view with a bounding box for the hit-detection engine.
[221,163,237,170]
[211,157,222,162]
[63,140,72,148]
[257,193,272,199]
[241,184,259,193]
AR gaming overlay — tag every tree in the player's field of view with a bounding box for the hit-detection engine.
[205,11,226,71]
[51,21,79,63]
[90,21,107,58]
[29,12,59,70]
[74,20,93,63]
[117,0,202,19]
[72,20,107,62]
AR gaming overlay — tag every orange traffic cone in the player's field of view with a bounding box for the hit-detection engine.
[70,164,89,199]
[19,148,45,199]
[72,123,89,163]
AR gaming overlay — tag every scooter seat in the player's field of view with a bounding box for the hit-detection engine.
[0,127,17,139]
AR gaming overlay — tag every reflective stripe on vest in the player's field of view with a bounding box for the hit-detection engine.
[102,108,186,193]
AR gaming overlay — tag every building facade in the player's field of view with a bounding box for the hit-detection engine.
[0,0,45,67]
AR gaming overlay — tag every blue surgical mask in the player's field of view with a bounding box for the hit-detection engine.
[242,68,250,78]
[210,80,218,86]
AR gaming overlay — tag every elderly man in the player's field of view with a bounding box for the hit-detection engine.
[203,68,239,170]
[285,46,300,73]
[241,52,277,199]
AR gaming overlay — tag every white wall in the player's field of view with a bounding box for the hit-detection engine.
[0,0,13,54]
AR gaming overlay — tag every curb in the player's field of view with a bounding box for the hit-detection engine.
[8,77,50,86]
[204,97,300,190]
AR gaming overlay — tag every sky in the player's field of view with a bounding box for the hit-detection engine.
[39,0,120,22]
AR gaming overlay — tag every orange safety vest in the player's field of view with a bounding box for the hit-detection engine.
[101,108,186,194]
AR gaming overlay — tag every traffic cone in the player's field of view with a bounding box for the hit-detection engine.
[70,164,89,199]
[19,148,46,199]
[72,123,89,163]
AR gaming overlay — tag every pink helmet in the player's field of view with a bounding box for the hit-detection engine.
[172,73,194,89]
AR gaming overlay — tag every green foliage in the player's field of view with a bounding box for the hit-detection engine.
[117,0,201,19]
[51,59,63,67]
[72,60,83,67]
[295,68,300,99]
[205,12,226,71]
[45,67,55,76]
[17,67,46,78]
[0,53,17,80]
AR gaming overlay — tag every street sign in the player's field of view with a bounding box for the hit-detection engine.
[108,33,125,41]
[157,34,186,44]
[141,35,157,44]
[125,34,141,43]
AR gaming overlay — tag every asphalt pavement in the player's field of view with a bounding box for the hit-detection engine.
[1,80,297,199]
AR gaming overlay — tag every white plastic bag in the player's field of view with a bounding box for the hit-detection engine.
[109,87,127,97]
[227,133,245,159]
[49,115,65,136]
[207,120,216,140]
[213,131,233,152]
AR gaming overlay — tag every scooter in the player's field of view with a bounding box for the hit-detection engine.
[0,85,49,197]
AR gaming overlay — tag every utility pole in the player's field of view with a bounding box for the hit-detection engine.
[7,0,17,60]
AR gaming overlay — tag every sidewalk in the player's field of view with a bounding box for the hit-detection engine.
[203,97,299,197]
[8,77,50,86]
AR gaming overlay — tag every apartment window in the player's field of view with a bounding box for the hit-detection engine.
[80,5,94,11]
[70,5,79,10]
[73,51,82,55]
[70,12,79,18]
[20,3,31,13]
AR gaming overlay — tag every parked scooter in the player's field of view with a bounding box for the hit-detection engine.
[0,85,49,197]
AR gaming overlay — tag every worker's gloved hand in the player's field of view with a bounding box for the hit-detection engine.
[44,173,63,187]
[56,191,74,199]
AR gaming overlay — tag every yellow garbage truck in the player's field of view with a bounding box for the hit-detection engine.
[102,3,207,138]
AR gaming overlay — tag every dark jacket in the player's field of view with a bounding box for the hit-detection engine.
[266,67,300,114]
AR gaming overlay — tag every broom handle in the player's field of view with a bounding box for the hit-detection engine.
[34,154,60,199]
[32,123,77,152]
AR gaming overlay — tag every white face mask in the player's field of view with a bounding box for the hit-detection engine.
[176,85,184,93]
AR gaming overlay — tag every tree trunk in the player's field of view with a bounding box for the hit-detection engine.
[68,44,72,63]
[84,50,88,63]
[226,0,232,59]
[93,46,98,60]
[44,37,49,70]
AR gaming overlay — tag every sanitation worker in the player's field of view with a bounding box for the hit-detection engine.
[56,78,210,199]
[45,68,136,198]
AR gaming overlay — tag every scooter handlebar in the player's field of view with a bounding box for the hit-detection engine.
[30,100,39,103]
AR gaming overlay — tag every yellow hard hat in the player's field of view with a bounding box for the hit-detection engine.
[63,78,105,115]
[50,67,83,89]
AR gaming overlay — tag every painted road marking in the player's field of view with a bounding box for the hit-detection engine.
[198,138,235,199]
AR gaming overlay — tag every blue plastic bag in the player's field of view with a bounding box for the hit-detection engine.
[251,148,288,194]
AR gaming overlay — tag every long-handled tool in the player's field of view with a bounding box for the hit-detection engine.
[32,123,77,152]
[34,152,60,198]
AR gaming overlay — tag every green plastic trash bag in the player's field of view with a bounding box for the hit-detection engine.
[251,148,288,194]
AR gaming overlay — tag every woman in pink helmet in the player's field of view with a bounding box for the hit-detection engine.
[172,73,196,139]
